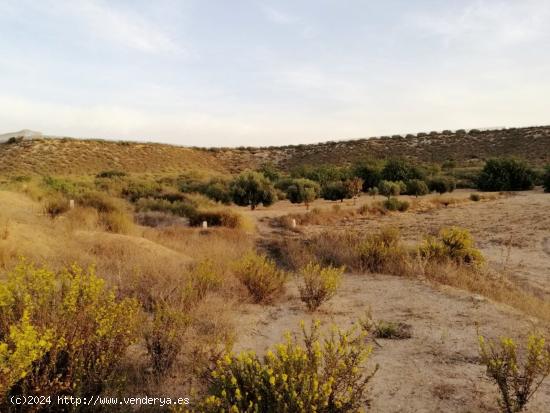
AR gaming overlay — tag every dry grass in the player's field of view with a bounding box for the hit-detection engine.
[274,226,550,322]
[1,126,548,179]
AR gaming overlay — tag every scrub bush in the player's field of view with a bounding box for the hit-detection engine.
[420,227,484,266]
[233,253,288,303]
[189,321,378,412]
[298,263,344,311]
[0,262,140,405]
[479,333,550,413]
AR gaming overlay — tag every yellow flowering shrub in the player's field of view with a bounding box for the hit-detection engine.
[420,227,484,266]
[298,263,344,311]
[479,333,550,413]
[356,227,406,273]
[0,261,140,404]
[185,321,378,412]
[232,252,287,303]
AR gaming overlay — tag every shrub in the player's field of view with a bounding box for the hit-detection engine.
[145,303,190,376]
[344,177,363,203]
[428,176,456,194]
[230,171,277,210]
[372,321,412,339]
[378,180,402,198]
[321,181,348,202]
[188,209,243,229]
[190,321,377,412]
[352,161,382,191]
[477,158,535,191]
[96,170,126,179]
[382,158,424,182]
[200,178,232,204]
[286,178,320,209]
[298,263,344,311]
[0,262,140,404]
[135,197,197,218]
[122,181,163,202]
[233,253,287,303]
[356,227,408,273]
[100,210,134,234]
[77,191,122,213]
[419,227,484,266]
[383,197,409,212]
[479,333,550,413]
[43,196,69,218]
[368,187,379,197]
[543,165,550,193]
[470,193,481,201]
[405,179,429,196]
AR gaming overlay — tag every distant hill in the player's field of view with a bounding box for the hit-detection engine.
[0,126,549,176]
[0,129,43,143]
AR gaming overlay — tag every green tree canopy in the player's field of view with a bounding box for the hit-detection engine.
[230,171,277,210]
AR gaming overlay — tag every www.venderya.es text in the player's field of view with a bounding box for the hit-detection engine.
[10,395,190,407]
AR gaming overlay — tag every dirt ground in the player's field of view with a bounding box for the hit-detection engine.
[234,189,550,412]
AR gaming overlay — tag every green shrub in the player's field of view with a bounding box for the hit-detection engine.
[190,321,377,413]
[298,263,344,311]
[378,180,402,198]
[352,161,382,191]
[77,191,122,213]
[135,197,197,218]
[542,165,550,193]
[477,158,535,191]
[0,262,140,404]
[286,178,320,209]
[382,158,424,182]
[368,187,379,197]
[372,321,412,339]
[122,181,163,202]
[383,197,409,212]
[233,253,287,303]
[96,170,126,179]
[420,227,484,266]
[470,193,481,201]
[479,333,550,413]
[428,176,456,194]
[405,179,429,196]
[321,181,348,202]
[230,171,277,210]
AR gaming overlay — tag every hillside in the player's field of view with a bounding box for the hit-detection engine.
[0,126,549,176]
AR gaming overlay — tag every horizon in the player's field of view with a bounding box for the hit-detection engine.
[1,0,550,146]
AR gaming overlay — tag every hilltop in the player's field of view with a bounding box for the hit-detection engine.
[0,125,549,176]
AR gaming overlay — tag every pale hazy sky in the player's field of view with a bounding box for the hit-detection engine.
[1,0,549,147]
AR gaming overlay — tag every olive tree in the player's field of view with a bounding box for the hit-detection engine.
[230,171,277,210]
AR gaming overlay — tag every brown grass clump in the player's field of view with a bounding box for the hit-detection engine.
[277,227,415,277]
[189,209,244,229]
[100,210,136,234]
[276,205,357,228]
[232,252,288,303]
[43,196,69,218]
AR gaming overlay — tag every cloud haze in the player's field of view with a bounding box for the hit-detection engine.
[0,0,549,146]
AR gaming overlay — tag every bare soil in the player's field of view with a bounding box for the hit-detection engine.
[234,189,550,412]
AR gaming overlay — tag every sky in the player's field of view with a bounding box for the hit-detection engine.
[0,0,549,147]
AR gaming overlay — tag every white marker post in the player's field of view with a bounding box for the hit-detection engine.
[69,199,75,209]
[202,221,208,229]
[291,219,296,229]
